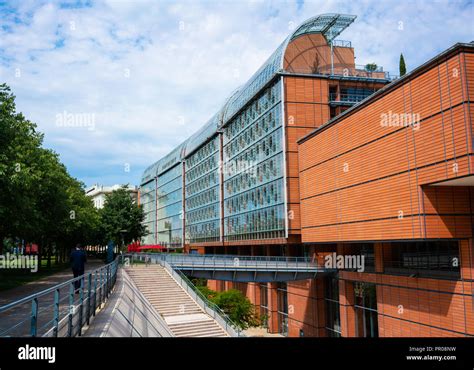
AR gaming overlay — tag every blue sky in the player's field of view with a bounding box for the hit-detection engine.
[0,0,473,188]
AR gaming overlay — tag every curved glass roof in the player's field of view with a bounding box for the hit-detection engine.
[141,13,356,183]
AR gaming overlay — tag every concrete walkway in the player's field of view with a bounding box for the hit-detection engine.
[0,259,104,337]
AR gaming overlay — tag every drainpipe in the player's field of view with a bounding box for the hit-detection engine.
[330,40,334,76]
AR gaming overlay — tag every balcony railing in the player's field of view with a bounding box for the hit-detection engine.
[332,39,352,48]
[329,92,373,104]
[286,64,398,81]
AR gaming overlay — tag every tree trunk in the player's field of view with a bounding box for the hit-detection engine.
[47,243,52,269]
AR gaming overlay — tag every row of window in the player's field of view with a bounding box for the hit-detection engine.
[157,229,182,246]
[224,179,284,217]
[157,164,181,187]
[185,137,218,170]
[157,202,182,221]
[224,81,281,144]
[185,152,219,183]
[224,105,282,159]
[224,204,285,236]
[185,172,219,197]
[186,203,219,225]
[186,186,219,211]
[224,128,282,180]
[157,215,182,232]
[157,188,182,210]
[185,220,220,243]
[224,153,283,197]
[157,175,182,197]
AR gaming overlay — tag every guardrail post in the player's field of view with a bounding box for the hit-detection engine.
[68,282,74,337]
[53,289,60,337]
[78,278,84,337]
[93,271,97,316]
[87,273,92,325]
[100,268,104,305]
[30,297,38,337]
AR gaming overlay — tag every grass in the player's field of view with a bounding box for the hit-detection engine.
[0,257,70,292]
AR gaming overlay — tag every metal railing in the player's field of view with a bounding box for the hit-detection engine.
[329,92,373,104]
[332,39,352,48]
[0,258,119,337]
[125,254,244,337]
[118,270,175,337]
[131,253,322,272]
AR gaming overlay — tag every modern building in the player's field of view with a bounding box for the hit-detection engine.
[85,184,139,209]
[140,13,474,337]
[298,42,474,337]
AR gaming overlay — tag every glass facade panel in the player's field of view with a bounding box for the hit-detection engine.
[325,277,341,337]
[354,282,378,338]
[140,179,156,245]
[156,164,183,247]
[223,80,285,241]
[185,136,221,243]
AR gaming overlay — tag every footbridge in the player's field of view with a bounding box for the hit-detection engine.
[126,253,334,282]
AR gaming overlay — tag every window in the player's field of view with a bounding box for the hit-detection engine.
[385,241,460,279]
[325,277,341,337]
[354,282,378,338]
[277,283,289,336]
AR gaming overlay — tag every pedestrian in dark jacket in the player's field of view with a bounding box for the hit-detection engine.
[70,244,87,291]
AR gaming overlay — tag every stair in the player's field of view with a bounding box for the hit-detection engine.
[125,265,229,337]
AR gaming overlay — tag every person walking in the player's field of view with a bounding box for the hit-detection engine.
[70,243,87,292]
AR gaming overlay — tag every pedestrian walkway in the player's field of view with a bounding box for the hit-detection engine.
[0,259,104,337]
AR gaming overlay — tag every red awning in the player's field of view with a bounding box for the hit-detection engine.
[137,245,166,250]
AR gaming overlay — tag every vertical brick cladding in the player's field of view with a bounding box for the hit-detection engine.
[284,76,330,235]
[298,49,474,243]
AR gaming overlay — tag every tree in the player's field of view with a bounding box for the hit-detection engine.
[99,186,147,248]
[0,83,102,267]
[211,289,260,330]
[0,83,44,254]
[399,53,407,77]
[365,63,378,72]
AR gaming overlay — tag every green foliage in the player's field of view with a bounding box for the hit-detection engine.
[399,53,407,76]
[211,289,260,330]
[365,63,378,72]
[196,285,218,300]
[99,186,147,248]
[0,83,131,266]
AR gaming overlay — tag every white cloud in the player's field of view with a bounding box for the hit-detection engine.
[0,0,472,187]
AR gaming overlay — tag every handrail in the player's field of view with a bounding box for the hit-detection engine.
[135,253,322,272]
[120,270,175,337]
[126,254,244,337]
[0,257,119,337]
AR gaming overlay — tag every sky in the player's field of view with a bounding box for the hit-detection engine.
[0,0,473,188]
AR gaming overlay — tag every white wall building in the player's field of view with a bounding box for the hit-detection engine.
[85,184,139,209]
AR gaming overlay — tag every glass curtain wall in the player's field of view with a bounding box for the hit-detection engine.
[223,79,286,241]
[185,136,221,243]
[140,179,156,245]
[157,164,183,247]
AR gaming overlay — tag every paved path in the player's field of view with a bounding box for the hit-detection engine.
[0,259,105,337]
